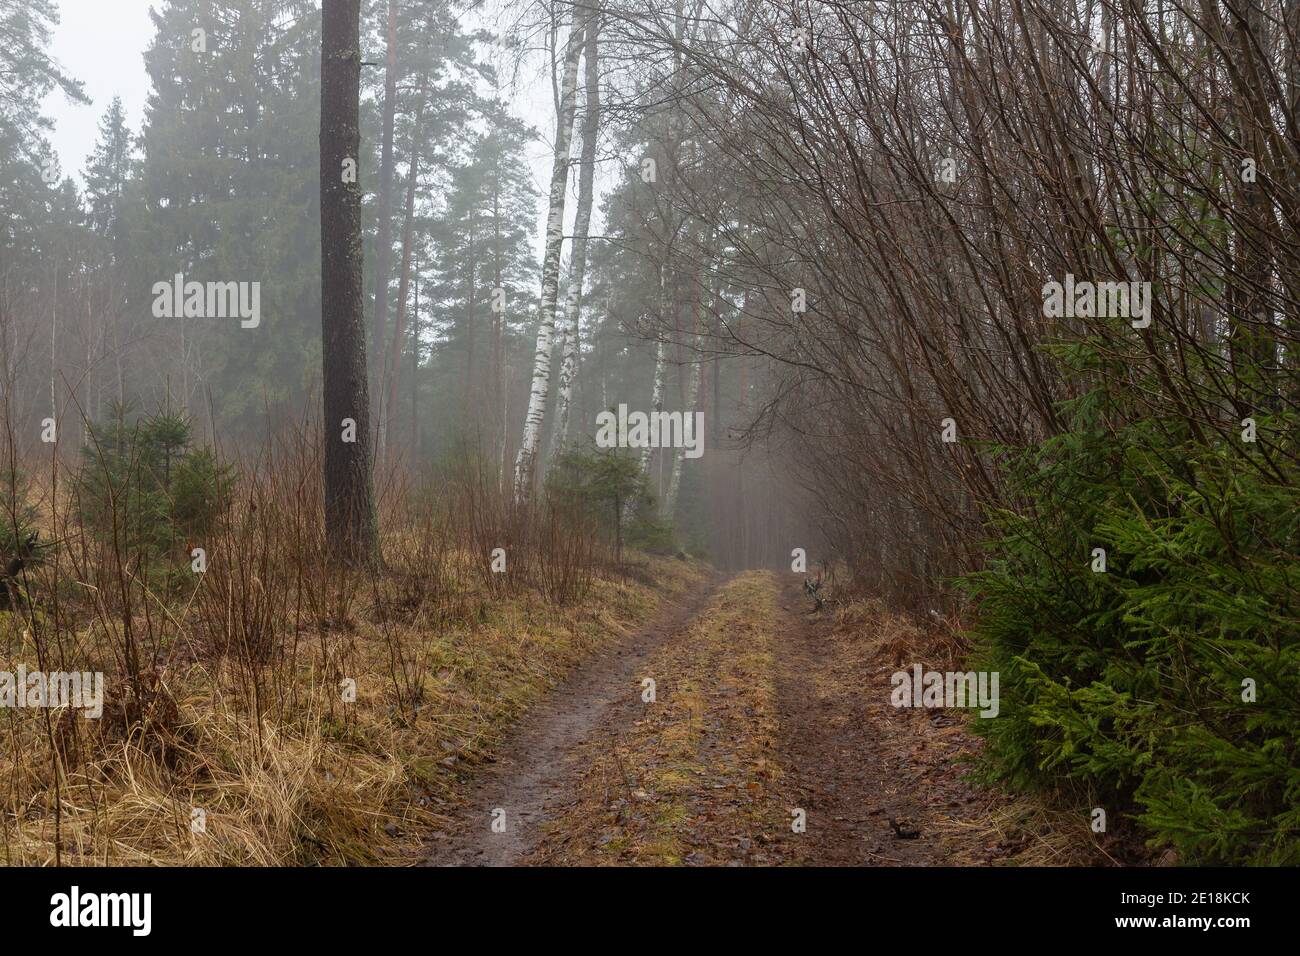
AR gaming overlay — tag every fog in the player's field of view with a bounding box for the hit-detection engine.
[2,0,1297,877]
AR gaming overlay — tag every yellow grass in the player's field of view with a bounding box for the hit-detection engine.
[0,551,705,866]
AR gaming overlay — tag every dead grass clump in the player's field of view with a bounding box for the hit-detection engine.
[834,598,968,672]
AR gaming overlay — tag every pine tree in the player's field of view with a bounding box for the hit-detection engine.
[80,97,142,428]
[420,111,539,461]
[137,0,322,427]
[364,0,498,462]
[320,0,378,566]
[0,0,87,144]
[0,0,86,419]
[83,97,136,243]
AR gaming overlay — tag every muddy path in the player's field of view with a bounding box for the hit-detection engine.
[425,571,1003,866]
[771,579,992,865]
[423,573,726,866]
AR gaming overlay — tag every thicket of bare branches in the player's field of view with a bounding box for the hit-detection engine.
[603,0,1298,607]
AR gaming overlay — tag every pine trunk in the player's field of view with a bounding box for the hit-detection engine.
[370,0,398,369]
[382,89,426,461]
[320,0,378,565]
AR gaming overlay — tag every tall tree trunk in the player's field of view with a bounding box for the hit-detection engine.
[734,302,748,565]
[644,339,666,495]
[383,88,426,461]
[1225,0,1277,410]
[370,0,398,374]
[547,283,568,456]
[1288,0,1300,401]
[410,250,420,460]
[711,307,721,447]
[320,0,378,565]
[512,10,587,500]
[626,297,667,524]
[463,246,477,412]
[662,348,700,520]
[548,18,601,469]
[49,266,56,427]
[492,149,508,493]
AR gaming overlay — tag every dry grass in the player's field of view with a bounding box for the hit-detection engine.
[832,596,969,673]
[0,552,703,866]
[0,414,706,866]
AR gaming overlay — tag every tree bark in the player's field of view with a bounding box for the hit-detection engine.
[383,88,426,461]
[662,348,700,520]
[1225,0,1277,409]
[410,252,419,460]
[626,312,667,523]
[513,10,587,500]
[549,18,601,469]
[320,0,378,565]
[463,247,477,411]
[370,0,398,374]
[491,132,507,491]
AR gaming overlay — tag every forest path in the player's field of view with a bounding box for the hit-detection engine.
[425,571,998,866]
[423,570,727,866]
[770,578,991,864]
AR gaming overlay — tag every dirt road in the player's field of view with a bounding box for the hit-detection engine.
[425,571,1002,866]
[423,572,724,865]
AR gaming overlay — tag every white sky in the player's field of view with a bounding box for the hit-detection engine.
[37,0,597,259]
[38,0,156,178]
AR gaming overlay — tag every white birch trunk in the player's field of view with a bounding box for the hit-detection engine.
[662,351,700,520]
[513,13,586,501]
[547,293,569,457]
[624,334,667,523]
[548,25,600,470]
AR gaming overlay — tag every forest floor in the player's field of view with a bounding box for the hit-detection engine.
[424,571,1074,867]
[0,550,708,866]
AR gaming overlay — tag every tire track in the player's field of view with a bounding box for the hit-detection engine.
[424,572,725,866]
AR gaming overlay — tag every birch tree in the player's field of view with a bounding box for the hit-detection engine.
[548,15,602,468]
[625,262,670,522]
[513,6,588,500]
